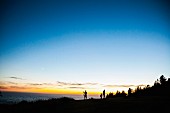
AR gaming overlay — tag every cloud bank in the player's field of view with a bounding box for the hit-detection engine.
[9,76,25,80]
[0,80,148,92]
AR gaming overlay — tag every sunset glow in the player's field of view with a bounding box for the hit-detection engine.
[0,0,169,97]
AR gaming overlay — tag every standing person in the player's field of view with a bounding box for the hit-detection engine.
[103,89,105,98]
[85,90,87,99]
[83,90,87,100]
[100,93,102,99]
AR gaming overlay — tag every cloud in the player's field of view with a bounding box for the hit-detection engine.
[7,81,18,85]
[86,82,99,85]
[0,86,8,89]
[104,85,135,88]
[0,81,18,85]
[56,81,84,86]
[103,84,147,88]
[70,83,83,85]
[56,81,69,85]
[0,84,33,90]
[29,83,43,86]
[10,86,28,89]
[55,81,148,90]
[56,81,99,86]
[9,85,41,89]
[138,84,146,87]
[54,81,102,90]
[29,83,57,86]
[0,79,148,91]
[0,81,7,85]
[27,83,54,86]
[9,76,24,80]
[42,83,53,85]
[68,86,85,89]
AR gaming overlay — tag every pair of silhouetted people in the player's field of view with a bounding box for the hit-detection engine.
[100,90,105,99]
[83,90,87,100]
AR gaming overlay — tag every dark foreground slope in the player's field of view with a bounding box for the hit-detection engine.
[0,96,170,113]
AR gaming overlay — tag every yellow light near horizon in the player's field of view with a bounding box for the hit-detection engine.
[0,83,140,95]
[1,87,101,95]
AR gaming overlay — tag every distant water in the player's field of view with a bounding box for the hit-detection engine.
[0,91,94,104]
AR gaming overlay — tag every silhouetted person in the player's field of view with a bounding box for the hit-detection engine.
[100,93,102,99]
[83,90,87,100]
[128,88,132,97]
[103,90,105,98]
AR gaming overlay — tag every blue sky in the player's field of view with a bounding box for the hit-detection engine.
[0,0,170,94]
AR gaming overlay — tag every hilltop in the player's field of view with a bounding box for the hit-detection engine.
[0,96,170,113]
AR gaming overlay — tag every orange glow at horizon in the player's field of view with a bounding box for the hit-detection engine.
[0,79,147,95]
[1,88,103,95]
[0,86,136,95]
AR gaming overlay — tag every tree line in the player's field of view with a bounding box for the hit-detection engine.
[106,75,170,98]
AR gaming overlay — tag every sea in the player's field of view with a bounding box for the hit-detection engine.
[0,91,99,104]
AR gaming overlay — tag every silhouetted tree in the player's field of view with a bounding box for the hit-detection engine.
[160,75,166,85]
[106,92,114,98]
[131,75,170,97]
[121,90,127,97]
[115,90,121,97]
[168,78,170,86]
[114,90,127,97]
[106,75,170,98]
[154,79,160,86]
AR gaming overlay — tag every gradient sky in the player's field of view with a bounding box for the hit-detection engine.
[0,0,170,95]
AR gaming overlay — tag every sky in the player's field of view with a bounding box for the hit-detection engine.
[0,0,170,95]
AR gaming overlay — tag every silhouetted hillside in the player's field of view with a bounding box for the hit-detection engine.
[0,96,170,113]
[106,75,170,98]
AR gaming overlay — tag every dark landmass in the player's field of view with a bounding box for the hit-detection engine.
[0,75,170,113]
[0,96,170,113]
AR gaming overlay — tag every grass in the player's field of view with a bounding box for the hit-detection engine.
[0,96,170,113]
